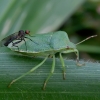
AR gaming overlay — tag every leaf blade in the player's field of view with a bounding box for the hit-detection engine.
[0,49,100,99]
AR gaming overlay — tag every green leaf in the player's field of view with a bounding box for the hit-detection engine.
[0,47,100,100]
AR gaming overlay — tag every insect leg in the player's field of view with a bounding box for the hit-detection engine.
[23,38,27,51]
[43,55,55,90]
[25,37,38,45]
[12,41,22,51]
[8,56,48,87]
[59,53,66,80]
[74,49,85,66]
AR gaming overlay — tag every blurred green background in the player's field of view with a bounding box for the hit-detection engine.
[0,0,99,61]
[0,0,100,99]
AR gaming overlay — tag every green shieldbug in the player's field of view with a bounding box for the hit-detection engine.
[0,31,97,90]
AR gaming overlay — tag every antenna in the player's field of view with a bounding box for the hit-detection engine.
[76,35,97,45]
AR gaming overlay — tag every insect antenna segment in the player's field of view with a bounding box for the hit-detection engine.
[76,35,97,45]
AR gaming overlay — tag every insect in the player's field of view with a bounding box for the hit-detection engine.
[0,30,35,51]
[1,31,96,90]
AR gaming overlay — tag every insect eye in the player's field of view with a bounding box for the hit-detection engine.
[25,30,30,34]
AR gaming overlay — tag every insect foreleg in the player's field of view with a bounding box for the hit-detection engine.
[74,49,85,66]
[8,56,48,87]
[59,53,66,80]
[25,37,38,45]
[43,55,55,90]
